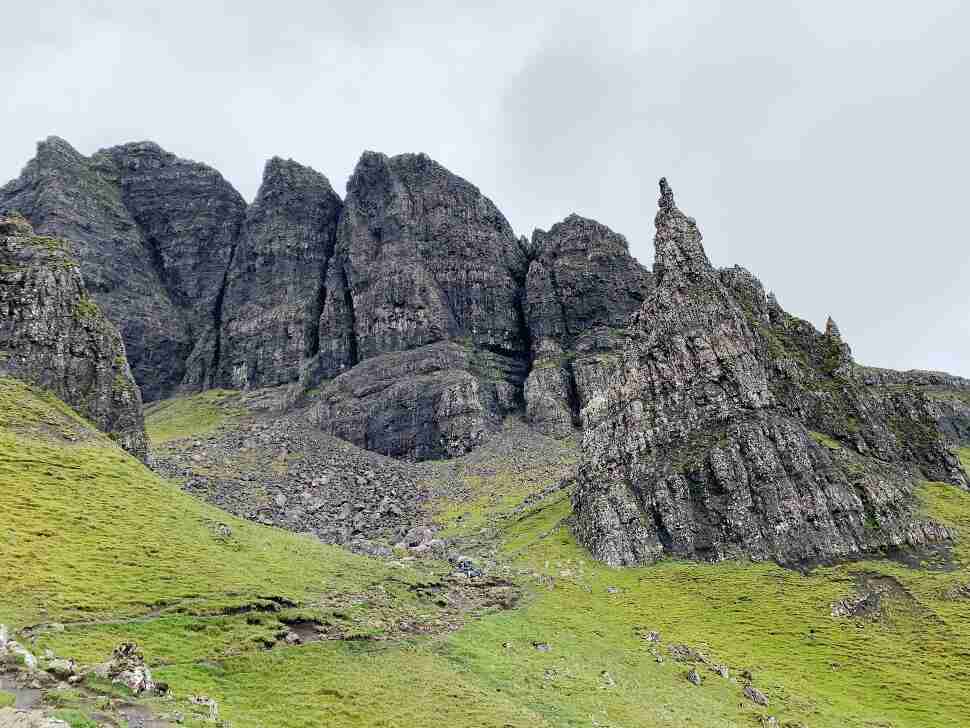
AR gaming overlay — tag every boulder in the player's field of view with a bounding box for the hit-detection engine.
[105,643,155,696]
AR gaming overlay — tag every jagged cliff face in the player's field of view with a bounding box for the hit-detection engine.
[523,214,652,436]
[0,213,147,458]
[309,152,530,459]
[0,137,246,400]
[0,137,191,400]
[3,137,967,492]
[572,180,966,567]
[217,158,342,389]
[99,142,248,389]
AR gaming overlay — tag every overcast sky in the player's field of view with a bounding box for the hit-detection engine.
[3,1,968,375]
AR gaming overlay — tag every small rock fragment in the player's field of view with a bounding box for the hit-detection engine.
[744,685,770,706]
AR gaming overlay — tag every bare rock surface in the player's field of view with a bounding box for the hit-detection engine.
[0,137,189,400]
[523,214,652,436]
[217,158,342,389]
[0,213,147,458]
[152,390,428,549]
[572,180,966,567]
[0,138,246,401]
[308,152,529,459]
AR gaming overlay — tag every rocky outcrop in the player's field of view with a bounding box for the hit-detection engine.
[99,142,247,389]
[5,138,966,473]
[217,158,342,389]
[0,137,189,401]
[0,138,246,400]
[857,368,970,446]
[0,213,147,458]
[572,180,965,567]
[310,341,525,459]
[523,214,652,436]
[310,152,529,459]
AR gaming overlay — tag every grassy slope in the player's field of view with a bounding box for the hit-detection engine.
[4,383,970,727]
[143,389,244,444]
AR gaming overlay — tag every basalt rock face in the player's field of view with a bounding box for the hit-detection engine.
[0,214,147,458]
[857,368,970,446]
[0,137,189,400]
[523,214,652,437]
[100,142,247,389]
[217,158,342,389]
[0,138,247,400]
[572,180,966,567]
[311,152,529,459]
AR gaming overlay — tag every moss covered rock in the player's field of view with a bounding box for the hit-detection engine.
[0,213,147,458]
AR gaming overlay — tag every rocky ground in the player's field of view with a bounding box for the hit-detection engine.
[148,384,580,565]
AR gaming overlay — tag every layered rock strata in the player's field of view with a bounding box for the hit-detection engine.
[217,158,342,389]
[0,213,147,458]
[310,152,530,458]
[572,180,966,567]
[523,214,652,436]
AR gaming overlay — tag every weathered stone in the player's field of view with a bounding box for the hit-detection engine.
[0,137,189,400]
[0,214,147,458]
[572,179,966,568]
[100,142,247,390]
[105,642,155,696]
[0,138,247,400]
[311,342,507,459]
[218,158,342,389]
[306,152,530,459]
[523,214,651,436]
[744,684,770,706]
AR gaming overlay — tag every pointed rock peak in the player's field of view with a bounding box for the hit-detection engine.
[825,316,842,340]
[259,157,336,197]
[658,177,676,210]
[653,177,711,282]
[34,136,85,167]
[38,135,80,154]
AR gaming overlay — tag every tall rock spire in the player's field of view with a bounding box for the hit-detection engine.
[652,178,712,282]
[572,180,962,567]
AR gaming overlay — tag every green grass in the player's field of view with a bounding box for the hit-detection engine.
[957,446,970,473]
[809,430,842,450]
[144,389,243,443]
[0,378,448,629]
[0,693,15,709]
[52,708,99,728]
[4,378,970,727]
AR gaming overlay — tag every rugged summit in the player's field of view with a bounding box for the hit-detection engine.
[0,137,246,400]
[217,158,342,389]
[3,138,968,485]
[572,180,965,567]
[310,152,530,459]
[0,213,147,457]
[523,214,652,436]
[0,137,189,400]
[99,142,248,389]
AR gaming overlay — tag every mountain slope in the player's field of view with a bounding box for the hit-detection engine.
[4,377,970,726]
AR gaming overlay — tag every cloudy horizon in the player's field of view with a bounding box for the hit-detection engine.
[3,0,968,375]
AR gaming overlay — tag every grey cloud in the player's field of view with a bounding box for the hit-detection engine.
[2,0,967,375]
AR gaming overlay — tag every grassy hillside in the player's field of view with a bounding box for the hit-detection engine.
[3,381,970,727]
